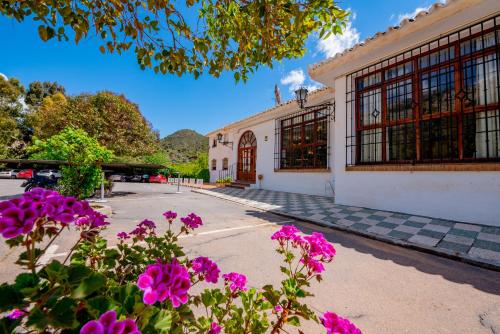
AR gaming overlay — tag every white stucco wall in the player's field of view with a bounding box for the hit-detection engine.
[208,91,336,196]
[208,134,235,182]
[333,77,500,226]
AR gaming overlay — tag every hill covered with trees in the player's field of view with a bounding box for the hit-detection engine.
[160,129,208,164]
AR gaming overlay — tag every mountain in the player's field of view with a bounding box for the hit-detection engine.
[160,129,208,163]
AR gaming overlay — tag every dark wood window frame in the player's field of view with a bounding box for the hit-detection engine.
[347,16,500,166]
[278,107,329,169]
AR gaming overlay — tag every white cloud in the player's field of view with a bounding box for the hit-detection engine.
[280,68,321,95]
[316,19,360,58]
[395,0,446,23]
[280,69,305,92]
[0,73,7,81]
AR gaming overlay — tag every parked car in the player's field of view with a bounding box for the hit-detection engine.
[149,174,167,183]
[0,169,20,179]
[17,169,34,179]
[21,175,58,192]
[109,174,126,182]
[125,174,143,182]
[125,174,150,183]
[37,169,61,179]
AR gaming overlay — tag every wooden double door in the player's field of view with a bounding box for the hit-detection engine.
[237,131,257,182]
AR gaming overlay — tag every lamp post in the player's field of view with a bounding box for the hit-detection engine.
[295,87,309,109]
[216,133,233,149]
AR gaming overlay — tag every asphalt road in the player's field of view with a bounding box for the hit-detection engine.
[1,180,499,333]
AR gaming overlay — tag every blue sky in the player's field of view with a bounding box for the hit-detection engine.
[0,0,441,137]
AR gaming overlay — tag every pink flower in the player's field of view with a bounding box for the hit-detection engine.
[321,312,362,334]
[137,259,191,308]
[162,210,177,222]
[117,232,129,240]
[222,272,247,293]
[138,219,156,229]
[301,257,325,274]
[274,305,283,313]
[7,308,25,319]
[191,257,220,283]
[180,213,203,229]
[80,310,141,334]
[271,225,302,246]
[303,232,336,261]
[208,322,222,334]
[0,198,39,238]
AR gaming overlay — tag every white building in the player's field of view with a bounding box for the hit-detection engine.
[208,0,500,227]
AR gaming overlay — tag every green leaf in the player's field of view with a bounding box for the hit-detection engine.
[67,264,92,285]
[86,296,111,315]
[38,25,48,41]
[72,272,105,298]
[15,273,40,289]
[26,307,49,329]
[0,284,23,310]
[154,310,173,333]
[48,297,78,328]
[287,315,301,327]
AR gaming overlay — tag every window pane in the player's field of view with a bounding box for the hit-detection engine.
[303,147,314,168]
[385,62,413,80]
[421,117,459,160]
[357,72,381,90]
[282,128,291,148]
[463,110,500,158]
[421,66,455,115]
[292,126,301,145]
[360,129,383,163]
[317,119,328,142]
[316,145,328,168]
[463,53,499,107]
[387,79,413,121]
[386,124,416,161]
[359,89,382,126]
[304,112,314,121]
[460,30,498,55]
[304,122,314,144]
[419,47,455,68]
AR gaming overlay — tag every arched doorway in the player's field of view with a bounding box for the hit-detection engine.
[237,131,257,182]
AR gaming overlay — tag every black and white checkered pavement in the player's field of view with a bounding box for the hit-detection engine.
[194,187,500,269]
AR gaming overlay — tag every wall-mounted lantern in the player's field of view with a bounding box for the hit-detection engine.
[216,133,233,149]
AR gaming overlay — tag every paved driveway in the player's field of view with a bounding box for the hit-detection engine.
[0,180,499,333]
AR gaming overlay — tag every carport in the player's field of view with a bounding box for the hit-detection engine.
[0,159,166,176]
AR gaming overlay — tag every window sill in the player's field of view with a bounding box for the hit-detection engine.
[345,163,500,172]
[274,168,331,173]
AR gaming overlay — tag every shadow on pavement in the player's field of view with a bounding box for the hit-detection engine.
[244,209,500,296]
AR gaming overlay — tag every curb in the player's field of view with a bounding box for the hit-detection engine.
[192,189,500,272]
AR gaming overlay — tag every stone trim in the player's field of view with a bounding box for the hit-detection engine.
[345,163,500,172]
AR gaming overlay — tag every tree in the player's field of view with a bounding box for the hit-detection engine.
[29,127,113,199]
[31,91,160,158]
[0,76,25,158]
[25,81,66,107]
[0,1,348,81]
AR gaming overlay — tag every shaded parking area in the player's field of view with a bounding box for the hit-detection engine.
[0,180,499,333]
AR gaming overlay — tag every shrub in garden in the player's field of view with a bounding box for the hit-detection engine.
[29,127,113,199]
[0,188,362,333]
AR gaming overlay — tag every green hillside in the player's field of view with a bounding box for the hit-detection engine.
[160,129,208,163]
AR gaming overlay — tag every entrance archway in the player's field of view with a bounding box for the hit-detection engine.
[237,131,257,182]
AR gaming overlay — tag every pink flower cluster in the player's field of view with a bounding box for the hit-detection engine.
[191,256,220,283]
[80,310,140,334]
[222,272,247,293]
[271,225,336,275]
[137,259,191,307]
[321,312,362,334]
[180,213,203,229]
[7,308,26,319]
[208,322,222,334]
[0,188,108,239]
[162,210,177,222]
[129,219,156,240]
